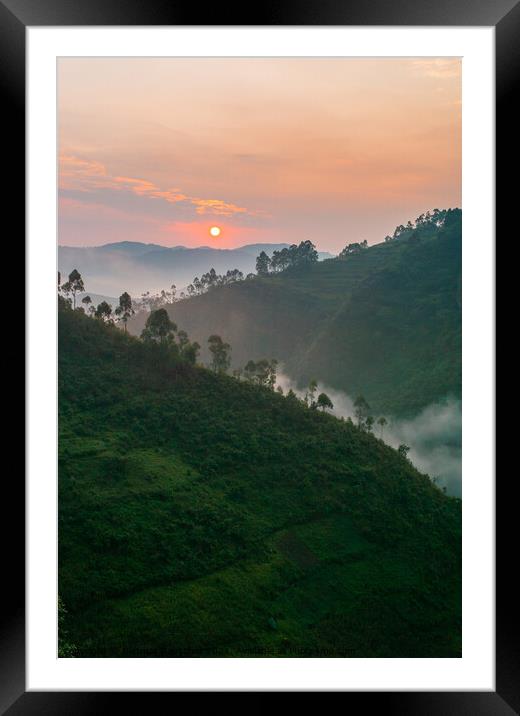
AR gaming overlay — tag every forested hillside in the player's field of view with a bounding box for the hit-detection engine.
[59,302,461,657]
[129,210,461,416]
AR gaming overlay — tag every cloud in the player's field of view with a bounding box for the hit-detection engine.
[411,59,461,79]
[191,198,249,217]
[59,154,259,219]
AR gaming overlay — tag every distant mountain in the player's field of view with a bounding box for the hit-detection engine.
[76,292,118,309]
[128,210,461,417]
[58,241,334,297]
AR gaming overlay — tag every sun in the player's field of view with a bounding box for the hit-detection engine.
[209,226,221,238]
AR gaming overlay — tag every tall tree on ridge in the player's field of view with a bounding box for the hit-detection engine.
[317,392,334,412]
[115,292,134,333]
[256,251,271,276]
[62,269,84,310]
[377,416,388,439]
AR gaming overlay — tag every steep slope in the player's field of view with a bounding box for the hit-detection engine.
[130,212,461,416]
[59,304,461,657]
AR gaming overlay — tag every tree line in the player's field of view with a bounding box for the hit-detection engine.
[256,240,319,276]
[384,208,461,242]
[185,268,252,297]
[58,269,199,363]
[59,268,410,457]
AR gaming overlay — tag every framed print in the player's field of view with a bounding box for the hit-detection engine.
[2,0,509,709]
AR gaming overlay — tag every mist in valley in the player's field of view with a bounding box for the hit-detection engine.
[276,372,462,496]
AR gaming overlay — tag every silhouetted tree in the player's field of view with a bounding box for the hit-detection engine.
[114,292,134,333]
[306,379,318,407]
[95,301,113,323]
[354,395,370,428]
[317,392,334,412]
[62,269,84,310]
[182,340,200,365]
[141,308,177,344]
[256,251,271,276]
[377,416,387,439]
[339,240,368,258]
[398,444,411,460]
[208,334,231,373]
[265,241,318,274]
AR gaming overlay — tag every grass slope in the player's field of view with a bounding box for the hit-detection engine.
[130,213,461,417]
[59,304,461,657]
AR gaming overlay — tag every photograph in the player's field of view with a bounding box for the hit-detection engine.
[57,56,463,659]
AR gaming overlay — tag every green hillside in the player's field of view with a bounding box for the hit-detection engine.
[130,210,461,416]
[59,302,461,657]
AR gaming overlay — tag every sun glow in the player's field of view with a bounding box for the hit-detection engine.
[209,226,221,238]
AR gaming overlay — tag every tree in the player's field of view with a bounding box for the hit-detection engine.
[365,415,375,433]
[176,329,199,364]
[208,334,231,373]
[398,444,410,460]
[243,360,257,383]
[114,292,134,333]
[141,308,177,344]
[94,301,112,323]
[339,241,368,258]
[254,358,271,386]
[267,359,278,389]
[354,395,370,428]
[273,241,318,273]
[182,340,200,365]
[316,392,333,412]
[62,269,84,310]
[377,416,387,439]
[177,330,189,351]
[286,388,298,403]
[81,295,92,310]
[306,379,318,407]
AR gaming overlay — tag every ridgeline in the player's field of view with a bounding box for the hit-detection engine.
[129,209,461,417]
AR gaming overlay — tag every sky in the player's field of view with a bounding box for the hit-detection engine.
[58,57,461,252]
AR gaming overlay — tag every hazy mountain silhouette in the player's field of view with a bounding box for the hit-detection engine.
[58,241,334,297]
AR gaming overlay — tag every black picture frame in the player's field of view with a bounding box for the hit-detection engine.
[4,0,507,710]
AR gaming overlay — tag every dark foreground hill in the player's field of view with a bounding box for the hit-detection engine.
[59,303,461,657]
[130,211,461,417]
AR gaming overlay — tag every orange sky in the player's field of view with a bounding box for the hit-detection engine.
[58,57,461,251]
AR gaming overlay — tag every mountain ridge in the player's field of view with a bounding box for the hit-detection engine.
[58,241,334,296]
[128,210,461,417]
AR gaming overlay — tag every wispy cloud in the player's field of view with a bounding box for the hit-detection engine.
[411,59,461,79]
[59,154,257,218]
